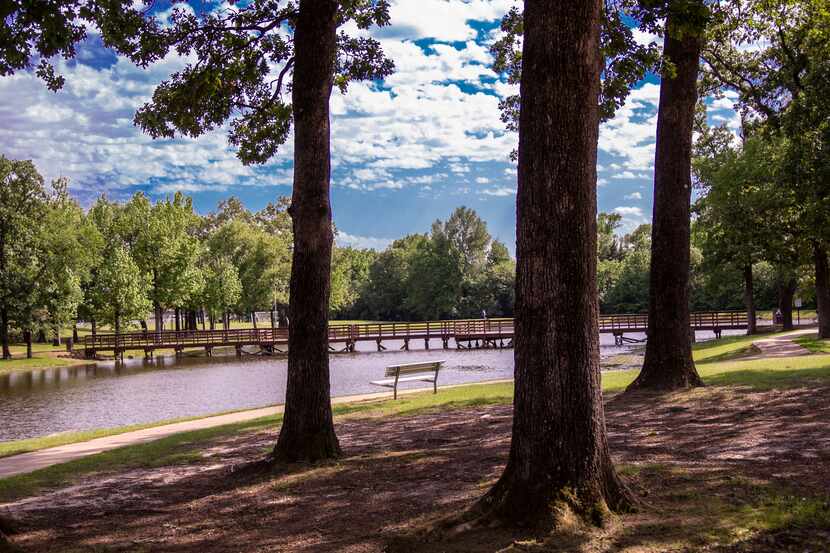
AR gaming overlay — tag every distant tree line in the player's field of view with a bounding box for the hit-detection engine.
[4,151,813,361]
[0,157,520,357]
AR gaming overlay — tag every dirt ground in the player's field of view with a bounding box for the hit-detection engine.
[3,384,830,553]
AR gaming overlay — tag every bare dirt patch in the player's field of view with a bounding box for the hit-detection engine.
[3,385,830,552]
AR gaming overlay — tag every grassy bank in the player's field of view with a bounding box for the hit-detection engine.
[3,344,830,502]
[0,329,819,462]
[794,332,830,353]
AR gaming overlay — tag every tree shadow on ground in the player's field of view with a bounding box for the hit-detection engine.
[4,383,830,552]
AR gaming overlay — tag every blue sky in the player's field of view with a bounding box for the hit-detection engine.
[0,0,740,252]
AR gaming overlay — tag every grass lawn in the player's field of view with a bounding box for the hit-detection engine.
[794,332,830,353]
[0,354,86,376]
[4,340,830,503]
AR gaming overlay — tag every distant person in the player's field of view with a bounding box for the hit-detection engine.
[481,309,487,320]
[774,308,783,324]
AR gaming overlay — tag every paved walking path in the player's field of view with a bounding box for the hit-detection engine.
[0,380,511,479]
[750,328,815,359]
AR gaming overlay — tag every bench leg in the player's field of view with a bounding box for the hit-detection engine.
[393,384,397,400]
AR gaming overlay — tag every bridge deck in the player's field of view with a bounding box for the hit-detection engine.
[83,311,747,357]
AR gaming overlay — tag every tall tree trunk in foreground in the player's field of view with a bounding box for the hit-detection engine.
[458,0,630,527]
[778,276,796,331]
[273,0,340,462]
[743,264,756,335]
[814,242,830,338]
[628,8,704,391]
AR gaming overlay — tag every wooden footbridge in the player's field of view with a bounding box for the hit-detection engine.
[82,311,748,358]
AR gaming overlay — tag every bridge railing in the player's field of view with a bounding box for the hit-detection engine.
[83,311,747,351]
[83,327,289,350]
[689,310,748,329]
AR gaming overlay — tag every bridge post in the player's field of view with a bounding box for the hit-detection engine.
[442,337,449,349]
[424,338,429,350]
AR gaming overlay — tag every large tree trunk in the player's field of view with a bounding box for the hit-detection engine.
[455,0,630,528]
[778,276,796,331]
[743,264,757,335]
[273,0,341,463]
[0,307,9,360]
[628,9,704,391]
[814,242,830,338]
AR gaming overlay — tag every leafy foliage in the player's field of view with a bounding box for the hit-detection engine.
[490,3,661,158]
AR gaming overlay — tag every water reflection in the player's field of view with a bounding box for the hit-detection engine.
[0,331,727,441]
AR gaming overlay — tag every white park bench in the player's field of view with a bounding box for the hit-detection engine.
[370,360,444,400]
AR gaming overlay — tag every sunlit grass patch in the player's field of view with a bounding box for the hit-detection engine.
[794,333,830,354]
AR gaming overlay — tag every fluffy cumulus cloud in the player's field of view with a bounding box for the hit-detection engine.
[336,231,394,251]
[0,0,721,242]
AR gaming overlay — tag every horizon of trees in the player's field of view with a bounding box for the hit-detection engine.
[0,154,816,360]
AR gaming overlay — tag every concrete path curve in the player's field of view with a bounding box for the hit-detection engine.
[750,328,815,359]
[0,380,511,479]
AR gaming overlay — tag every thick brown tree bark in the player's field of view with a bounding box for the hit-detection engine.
[778,276,796,331]
[628,10,703,391]
[272,0,341,462]
[814,242,830,338]
[743,264,757,335]
[455,0,630,528]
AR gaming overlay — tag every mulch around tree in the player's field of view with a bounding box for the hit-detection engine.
[3,384,830,552]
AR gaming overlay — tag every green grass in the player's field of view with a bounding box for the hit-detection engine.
[692,332,768,363]
[794,333,830,353]
[615,464,830,551]
[3,335,830,503]
[0,381,513,502]
[0,354,85,375]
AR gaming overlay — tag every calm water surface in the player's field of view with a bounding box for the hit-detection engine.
[0,331,727,441]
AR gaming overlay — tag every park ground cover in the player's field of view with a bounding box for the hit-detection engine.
[1,334,829,551]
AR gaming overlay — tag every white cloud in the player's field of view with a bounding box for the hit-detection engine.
[624,191,642,200]
[383,0,515,42]
[480,186,516,196]
[612,205,649,232]
[336,231,394,251]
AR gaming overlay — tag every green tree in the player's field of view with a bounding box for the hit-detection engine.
[693,126,797,333]
[330,246,376,318]
[202,257,242,330]
[0,157,48,359]
[34,179,101,345]
[360,235,426,321]
[92,244,151,333]
[703,0,830,336]
[597,212,624,261]
[2,1,395,463]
